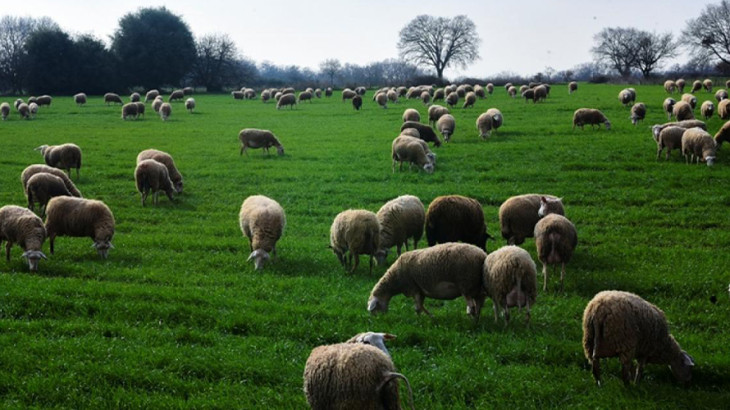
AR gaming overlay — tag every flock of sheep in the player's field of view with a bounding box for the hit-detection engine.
[1,78,716,408]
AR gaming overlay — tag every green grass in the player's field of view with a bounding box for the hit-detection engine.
[0,84,728,408]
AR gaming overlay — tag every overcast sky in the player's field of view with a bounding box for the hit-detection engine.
[1,0,718,78]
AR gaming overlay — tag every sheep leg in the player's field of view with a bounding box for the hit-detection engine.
[503,305,510,325]
[560,263,566,293]
[525,298,531,326]
[591,358,602,386]
[76,167,79,180]
[49,234,55,254]
[141,190,147,207]
[351,253,361,273]
[5,242,12,261]
[620,356,635,386]
[396,243,403,255]
[368,254,373,275]
[492,301,499,323]
[542,262,549,291]
[413,293,432,317]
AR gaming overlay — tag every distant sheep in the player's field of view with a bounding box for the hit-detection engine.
[121,103,139,120]
[436,114,456,142]
[507,86,517,98]
[446,91,458,108]
[35,143,82,179]
[17,103,29,119]
[569,82,578,94]
[499,194,564,245]
[73,93,87,106]
[521,88,535,103]
[325,87,333,97]
[0,205,47,271]
[719,99,730,120]
[573,108,611,130]
[681,128,716,166]
[276,93,296,110]
[104,92,123,105]
[533,85,548,103]
[630,103,646,125]
[130,92,141,102]
[0,102,9,120]
[374,195,425,265]
[618,88,635,106]
[232,91,244,100]
[463,91,476,108]
[663,98,676,120]
[183,87,193,95]
[35,95,51,107]
[376,92,389,108]
[159,102,172,121]
[483,245,537,324]
[387,89,398,104]
[261,90,271,103]
[691,80,702,93]
[703,78,713,93]
[45,196,115,258]
[239,195,286,270]
[701,100,714,120]
[476,111,496,138]
[136,149,184,193]
[238,128,284,156]
[486,108,503,131]
[425,195,490,251]
[474,84,486,98]
[663,80,676,94]
[352,95,363,110]
[342,89,357,102]
[420,91,431,105]
[486,83,494,94]
[676,78,685,93]
[152,97,163,113]
[534,213,578,291]
[145,90,160,102]
[433,88,445,101]
[329,209,380,274]
[402,108,420,123]
[298,91,313,103]
[28,102,38,119]
[715,89,728,101]
[185,98,195,113]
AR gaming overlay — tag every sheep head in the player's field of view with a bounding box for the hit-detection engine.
[367,296,389,315]
[34,145,49,155]
[423,163,434,174]
[22,250,46,271]
[374,248,389,266]
[347,332,396,357]
[276,146,285,156]
[174,180,184,194]
[248,249,270,270]
[538,196,563,217]
[670,350,694,385]
[705,155,716,166]
[92,240,114,259]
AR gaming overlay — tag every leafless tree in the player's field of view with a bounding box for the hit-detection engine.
[319,59,341,87]
[191,33,240,91]
[683,0,730,66]
[635,31,677,78]
[591,27,641,78]
[0,16,58,93]
[397,15,480,82]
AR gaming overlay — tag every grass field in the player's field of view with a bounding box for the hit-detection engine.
[0,83,728,409]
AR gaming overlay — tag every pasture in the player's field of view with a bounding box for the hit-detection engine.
[0,84,728,408]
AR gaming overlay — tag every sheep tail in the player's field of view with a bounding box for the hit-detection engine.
[378,372,415,410]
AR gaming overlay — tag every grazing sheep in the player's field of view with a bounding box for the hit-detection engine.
[691,80,702,93]
[663,80,676,94]
[73,93,87,106]
[568,81,578,94]
[0,102,9,120]
[303,338,414,410]
[630,103,646,125]
[121,103,139,120]
[26,172,72,215]
[342,89,357,102]
[618,88,635,106]
[427,105,449,126]
[21,164,82,198]
[534,213,577,291]
[445,92,458,108]
[456,85,468,97]
[35,143,82,179]
[714,121,730,147]
[238,128,285,156]
[159,103,172,121]
[183,86,193,95]
[533,85,548,103]
[420,91,431,105]
[436,114,456,142]
[185,98,195,113]
[232,90,244,100]
[28,102,38,119]
[391,136,434,174]
[701,100,714,120]
[433,88,445,101]
[519,85,529,95]
[676,78,686,93]
[715,89,728,101]
[582,290,694,386]
[145,89,160,102]
[355,86,367,96]
[425,195,489,251]
[298,91,313,103]
[314,88,322,98]
[400,128,420,139]
[325,87,333,97]
[486,83,494,94]
[650,120,707,141]
[374,195,425,265]
[703,78,713,93]
[499,194,564,245]
[17,103,29,119]
[44,196,115,258]
[462,91,476,108]
[400,121,442,147]
[368,242,487,321]
[261,89,271,103]
[402,108,420,123]
[521,88,535,103]
[136,149,184,193]
[239,195,286,270]
[663,98,676,120]
[655,126,687,160]
[474,84,486,98]
[672,101,695,121]
[572,108,611,130]
[504,82,513,91]
[152,97,163,113]
[681,128,716,166]
[14,98,22,110]
[507,85,517,98]
[35,95,51,107]
[0,205,47,271]
[243,88,256,99]
[681,93,697,109]
[130,92,141,102]
[476,111,496,138]
[486,108,503,131]
[387,89,398,104]
[719,99,730,120]
[277,93,296,110]
[483,245,537,324]
[134,159,175,206]
[352,95,363,111]
[329,209,380,274]
[376,92,389,108]
[104,92,123,105]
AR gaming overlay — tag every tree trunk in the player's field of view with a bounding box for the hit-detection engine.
[436,66,444,82]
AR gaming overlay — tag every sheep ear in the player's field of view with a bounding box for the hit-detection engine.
[682,352,695,367]
[382,333,396,340]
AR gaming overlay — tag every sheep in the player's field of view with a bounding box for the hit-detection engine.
[691,80,702,93]
[277,93,297,110]
[183,86,193,95]
[135,159,175,206]
[650,120,707,141]
[342,89,357,102]
[376,92,389,109]
[486,83,494,94]
[504,82,513,91]
[681,93,697,109]
[145,89,160,102]
[618,88,635,106]
[701,100,714,120]
[298,91,313,104]
[368,242,487,321]
[136,149,184,193]
[44,196,115,259]
[476,111,495,138]
[663,98,676,120]
[121,102,139,120]
[159,102,172,121]
[582,290,694,386]
[630,102,646,125]
[261,89,271,103]
[462,91,476,108]
[303,338,414,410]
[387,89,398,104]
[130,92,141,102]
[419,91,430,106]
[315,88,322,98]
[352,95,363,111]
[569,82,578,94]
[474,84,485,98]
[400,121,442,147]
[672,101,695,121]
[399,128,420,139]
[714,121,730,147]
[239,195,286,270]
[14,98,22,110]
[676,78,686,93]
[663,80,676,94]
[26,172,72,215]
[654,126,686,160]
[436,114,456,142]
[483,245,537,324]
[433,88,445,101]
[534,213,578,291]
[329,209,380,274]
[152,97,163,113]
[28,102,38,119]
[232,90,244,100]
[486,108,503,131]
[0,101,9,120]
[507,85,517,98]
[519,85,529,94]
[445,91,458,108]
[21,164,82,198]
[719,99,730,120]
[374,195,425,265]
[703,78,713,93]
[533,85,548,103]
[238,128,285,156]
[355,86,367,96]
[185,98,195,113]
[425,195,489,251]
[521,88,535,103]
[0,205,47,271]
[35,143,82,179]
[104,92,123,105]
[456,85,467,97]
[402,108,420,123]
[499,194,564,245]
[427,105,449,126]
[17,103,29,119]
[35,95,51,107]
[681,128,717,166]
[391,136,434,174]
[572,108,611,130]
[715,89,728,101]
[243,88,256,99]
[73,93,87,106]
[325,87,333,97]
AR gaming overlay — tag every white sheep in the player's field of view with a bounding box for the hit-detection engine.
[330,209,380,274]
[663,98,676,120]
[499,194,564,245]
[663,80,676,94]
[169,90,184,102]
[145,89,160,102]
[630,103,646,125]
[374,195,425,265]
[35,143,82,179]
[152,97,164,113]
[655,126,686,160]
[185,98,195,113]
[700,100,714,120]
[239,195,286,270]
[0,102,9,120]
[714,120,730,147]
[73,93,87,106]
[428,105,449,126]
[483,245,537,325]
[676,78,686,93]
[159,102,172,121]
[715,89,728,101]
[136,149,184,193]
[28,102,38,119]
[534,213,578,291]
[376,92,389,108]
[462,91,476,108]
[45,196,115,259]
[104,92,123,105]
[703,78,713,93]
[391,135,434,174]
[691,80,702,93]
[486,108,503,131]
[718,99,730,120]
[476,111,495,138]
[17,103,29,119]
[130,92,141,102]
[276,93,297,110]
[134,159,175,206]
[121,103,139,120]
[618,88,635,106]
[572,108,611,130]
[681,127,716,166]
[681,93,697,110]
[0,205,47,271]
[436,114,456,142]
[238,129,284,156]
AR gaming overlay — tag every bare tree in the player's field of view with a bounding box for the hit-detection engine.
[591,27,640,78]
[635,31,677,78]
[319,59,341,87]
[684,0,730,66]
[397,15,480,82]
[0,16,58,93]
[191,33,240,91]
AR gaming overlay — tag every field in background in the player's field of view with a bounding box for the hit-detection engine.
[0,84,728,408]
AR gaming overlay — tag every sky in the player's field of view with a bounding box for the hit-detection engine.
[1,0,719,79]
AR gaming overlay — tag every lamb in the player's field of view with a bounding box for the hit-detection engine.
[507,85,517,98]
[402,108,420,123]
[420,91,430,105]
[17,103,29,119]
[681,93,697,109]
[374,195,425,265]
[238,128,284,156]
[303,337,414,410]
[377,92,389,108]
[681,128,716,166]
[276,93,296,110]
[104,92,123,105]
[655,126,687,160]
[718,99,730,120]
[25,172,72,215]
[425,195,490,250]
[342,89,357,101]
[44,196,115,259]
[630,102,646,125]
[232,91,244,100]
[476,111,495,138]
[121,102,139,120]
[445,91,458,108]
[400,121,442,147]
[436,114,456,142]
[0,205,47,271]
[462,91,476,108]
[483,245,537,324]
[185,98,195,113]
[534,213,578,291]
[582,290,694,386]
[662,98,676,120]
[427,105,449,126]
[35,95,51,107]
[239,195,286,270]
[715,89,728,101]
[352,95,363,110]
[159,103,172,121]
[298,91,313,103]
[691,80,702,93]
[486,108,503,131]
[618,88,635,106]
[152,97,163,113]
[136,149,184,193]
[714,121,730,147]
[130,92,141,102]
[145,89,160,102]
[499,194,564,245]
[21,164,82,198]
[701,100,714,120]
[73,93,87,106]
[367,242,487,321]
[391,136,434,174]
[703,78,713,93]
[676,78,685,93]
[572,108,611,130]
[329,209,380,274]
[672,101,694,121]
[134,159,175,206]
[0,102,8,120]
[663,80,676,94]
[35,143,82,179]
[533,85,548,103]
